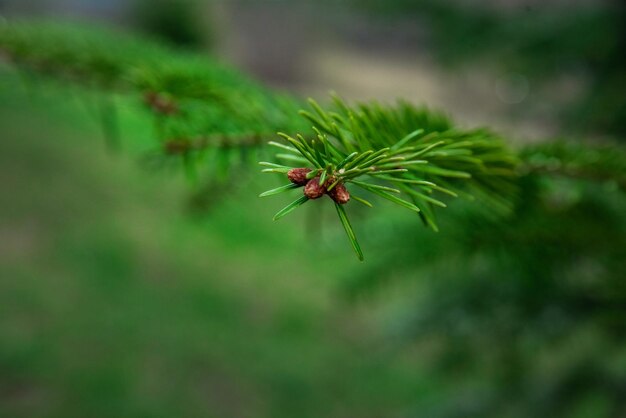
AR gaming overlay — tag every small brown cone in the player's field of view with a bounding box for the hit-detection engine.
[328,183,350,204]
[304,177,326,199]
[287,168,312,186]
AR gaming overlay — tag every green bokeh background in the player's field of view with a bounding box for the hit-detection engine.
[1,1,625,417]
[0,76,410,417]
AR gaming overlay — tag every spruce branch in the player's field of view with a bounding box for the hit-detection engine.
[260,96,520,259]
[521,140,626,190]
[0,20,307,169]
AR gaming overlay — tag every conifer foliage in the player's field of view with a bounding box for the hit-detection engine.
[260,97,518,259]
[0,19,622,260]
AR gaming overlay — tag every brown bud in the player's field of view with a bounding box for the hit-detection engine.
[304,177,326,199]
[287,168,312,186]
[164,139,190,155]
[328,183,350,204]
[323,175,337,188]
[144,91,178,115]
[144,91,158,105]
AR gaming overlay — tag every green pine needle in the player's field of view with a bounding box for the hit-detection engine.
[335,203,364,261]
[273,195,309,221]
[259,183,300,197]
[352,195,373,208]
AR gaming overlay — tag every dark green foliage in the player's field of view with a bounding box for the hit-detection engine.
[376,179,624,417]
[341,141,626,417]
[132,0,210,47]
[355,0,619,74]
[521,140,626,190]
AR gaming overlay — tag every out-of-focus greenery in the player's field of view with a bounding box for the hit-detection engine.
[0,73,429,418]
[353,0,626,138]
[0,19,305,142]
[344,165,626,417]
[132,0,211,47]
[2,68,624,417]
[1,8,625,418]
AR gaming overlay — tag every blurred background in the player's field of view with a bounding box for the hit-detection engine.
[0,1,625,417]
